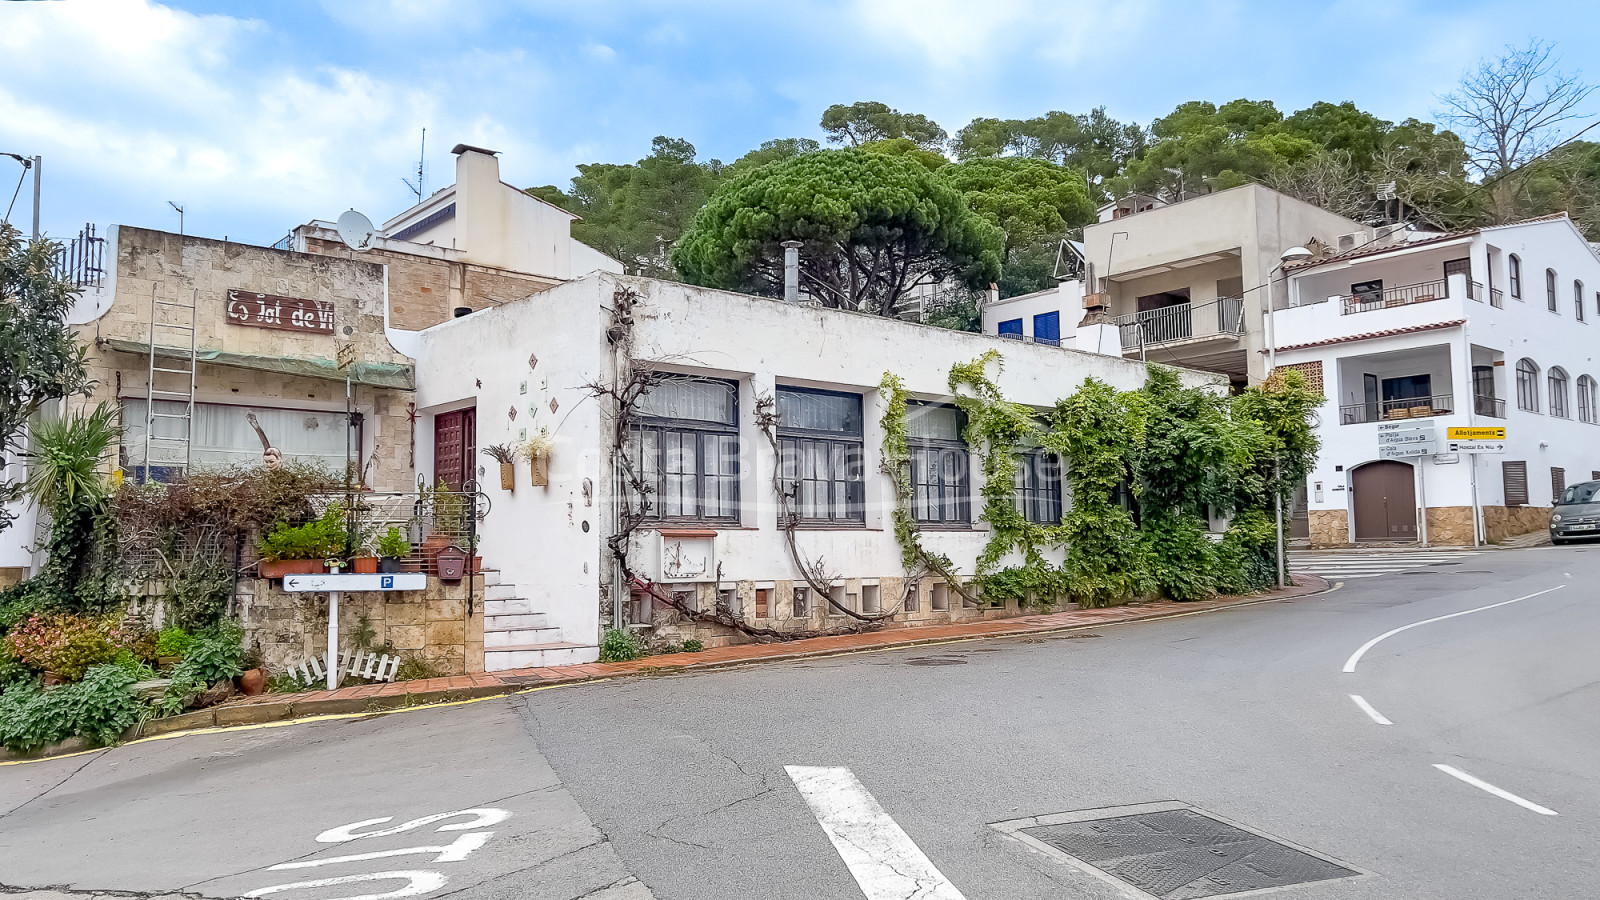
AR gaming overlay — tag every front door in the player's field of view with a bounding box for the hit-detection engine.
[1352,461,1417,542]
[433,407,477,490]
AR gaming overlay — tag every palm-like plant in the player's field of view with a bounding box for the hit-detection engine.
[24,402,120,515]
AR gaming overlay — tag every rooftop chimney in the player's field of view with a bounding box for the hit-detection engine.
[781,240,802,303]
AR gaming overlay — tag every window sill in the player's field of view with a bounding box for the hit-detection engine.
[788,522,876,531]
[914,523,980,532]
[650,526,728,538]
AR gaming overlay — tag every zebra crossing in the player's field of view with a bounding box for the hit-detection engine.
[1290,548,1486,580]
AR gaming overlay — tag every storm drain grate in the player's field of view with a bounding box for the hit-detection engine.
[997,804,1360,899]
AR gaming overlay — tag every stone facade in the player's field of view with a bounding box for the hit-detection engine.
[240,574,486,675]
[1308,509,1349,547]
[1484,505,1552,543]
[1425,506,1476,547]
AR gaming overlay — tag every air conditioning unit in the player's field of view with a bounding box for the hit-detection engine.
[1375,223,1409,244]
[1336,231,1365,252]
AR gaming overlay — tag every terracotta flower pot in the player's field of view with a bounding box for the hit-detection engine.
[258,558,328,580]
[353,556,379,574]
[499,461,515,491]
[237,668,267,696]
[421,533,452,575]
[41,670,67,688]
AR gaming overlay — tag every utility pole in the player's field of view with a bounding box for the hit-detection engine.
[168,201,185,237]
[29,155,39,241]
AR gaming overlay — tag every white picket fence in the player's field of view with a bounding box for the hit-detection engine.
[290,649,401,686]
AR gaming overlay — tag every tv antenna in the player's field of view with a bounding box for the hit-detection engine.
[168,201,186,237]
[336,209,378,251]
[402,128,426,202]
[1052,238,1086,281]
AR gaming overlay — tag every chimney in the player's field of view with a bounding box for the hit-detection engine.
[781,240,802,303]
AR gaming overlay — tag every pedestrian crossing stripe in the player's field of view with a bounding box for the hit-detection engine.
[1290,550,1484,579]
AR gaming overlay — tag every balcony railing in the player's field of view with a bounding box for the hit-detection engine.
[1340,280,1446,315]
[997,332,1062,348]
[1474,395,1506,418]
[1340,393,1455,424]
[1490,287,1504,308]
[1113,297,1245,351]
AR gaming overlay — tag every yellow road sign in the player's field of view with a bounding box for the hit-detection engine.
[1448,426,1505,440]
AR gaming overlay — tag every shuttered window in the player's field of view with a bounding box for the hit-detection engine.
[1551,467,1566,504]
[1502,461,1529,506]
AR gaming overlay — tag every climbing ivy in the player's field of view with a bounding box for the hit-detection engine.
[878,372,974,606]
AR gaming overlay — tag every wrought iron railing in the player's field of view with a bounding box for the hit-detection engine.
[1490,287,1504,308]
[50,223,106,288]
[997,332,1062,348]
[1339,393,1455,424]
[1467,280,1484,301]
[308,489,490,570]
[1474,395,1506,418]
[1113,297,1245,350]
[1340,279,1446,315]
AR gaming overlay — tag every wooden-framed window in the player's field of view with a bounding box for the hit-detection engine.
[1547,268,1559,311]
[628,376,741,522]
[1516,358,1540,412]
[1548,367,1571,418]
[1014,446,1063,525]
[777,386,865,524]
[1509,254,1522,299]
[1578,375,1598,424]
[906,402,970,526]
[1503,460,1529,506]
[1577,280,1587,321]
[1551,467,1566,504]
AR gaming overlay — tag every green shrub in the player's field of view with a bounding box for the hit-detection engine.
[680,638,704,653]
[393,655,441,682]
[154,626,193,658]
[376,526,411,558]
[160,620,245,715]
[0,663,144,753]
[267,671,315,693]
[598,627,643,663]
[1141,513,1220,602]
[163,557,233,632]
[257,505,347,562]
[0,643,34,690]
[3,614,142,681]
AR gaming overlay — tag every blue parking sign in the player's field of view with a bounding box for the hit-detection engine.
[381,575,394,589]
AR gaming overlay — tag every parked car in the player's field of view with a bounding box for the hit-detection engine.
[1550,481,1600,545]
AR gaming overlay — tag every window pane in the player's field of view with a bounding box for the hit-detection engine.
[905,404,962,441]
[636,378,736,425]
[777,388,862,435]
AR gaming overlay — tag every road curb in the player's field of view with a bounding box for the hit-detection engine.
[0,576,1330,764]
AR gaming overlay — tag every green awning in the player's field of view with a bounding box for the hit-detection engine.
[99,338,415,390]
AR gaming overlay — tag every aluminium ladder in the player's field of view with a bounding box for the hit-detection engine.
[142,285,198,481]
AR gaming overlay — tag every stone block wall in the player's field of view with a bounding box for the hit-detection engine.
[240,575,486,675]
[1485,505,1552,543]
[1308,510,1349,547]
[1425,507,1476,547]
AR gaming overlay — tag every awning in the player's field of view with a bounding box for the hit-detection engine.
[98,338,415,390]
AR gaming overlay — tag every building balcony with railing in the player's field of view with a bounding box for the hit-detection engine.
[1324,341,1509,427]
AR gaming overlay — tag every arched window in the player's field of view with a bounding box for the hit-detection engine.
[1509,255,1522,298]
[1547,268,1559,311]
[1549,367,1571,418]
[1516,358,1541,412]
[1579,281,1588,321]
[1578,375,1599,424]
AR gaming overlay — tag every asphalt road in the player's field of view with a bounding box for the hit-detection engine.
[1,544,1596,899]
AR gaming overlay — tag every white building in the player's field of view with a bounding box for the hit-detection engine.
[1275,213,1600,546]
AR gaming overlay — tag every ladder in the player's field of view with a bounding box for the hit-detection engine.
[142,285,198,482]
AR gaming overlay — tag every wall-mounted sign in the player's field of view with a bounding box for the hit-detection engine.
[1448,426,1507,440]
[1448,441,1507,454]
[1377,428,1436,446]
[226,289,335,335]
[1379,444,1434,459]
[283,573,426,592]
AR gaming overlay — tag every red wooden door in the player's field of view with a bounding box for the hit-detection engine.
[434,408,477,490]
[1352,461,1417,542]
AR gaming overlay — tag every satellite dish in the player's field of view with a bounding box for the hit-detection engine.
[336,209,377,251]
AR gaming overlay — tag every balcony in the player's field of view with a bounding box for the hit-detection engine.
[1113,297,1244,351]
[1474,395,1507,418]
[1340,393,1455,425]
[1340,280,1446,315]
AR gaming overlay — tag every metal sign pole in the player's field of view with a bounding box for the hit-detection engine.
[326,564,340,691]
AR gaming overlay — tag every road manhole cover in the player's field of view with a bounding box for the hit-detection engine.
[994,803,1362,899]
[904,656,966,666]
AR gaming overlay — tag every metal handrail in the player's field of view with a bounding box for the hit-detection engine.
[1339,393,1455,424]
[1340,280,1447,315]
[1490,287,1504,309]
[1112,296,1246,350]
[1474,395,1506,418]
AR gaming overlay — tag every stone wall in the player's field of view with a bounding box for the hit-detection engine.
[1425,507,1476,547]
[240,575,486,675]
[1308,510,1349,547]
[1485,505,1552,543]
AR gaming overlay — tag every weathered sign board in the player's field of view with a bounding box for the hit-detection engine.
[226,289,335,334]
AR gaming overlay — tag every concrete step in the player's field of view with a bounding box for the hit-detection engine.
[485,627,563,648]
[484,583,522,601]
[484,597,534,616]
[485,643,598,671]
[478,569,501,587]
[484,612,549,631]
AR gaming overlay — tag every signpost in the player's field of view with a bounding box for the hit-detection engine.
[1448,426,1506,440]
[1447,441,1507,454]
[1379,445,1434,459]
[284,571,426,689]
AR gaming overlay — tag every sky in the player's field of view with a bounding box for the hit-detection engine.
[2,0,1598,247]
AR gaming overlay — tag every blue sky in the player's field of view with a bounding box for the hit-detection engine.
[2,0,1597,246]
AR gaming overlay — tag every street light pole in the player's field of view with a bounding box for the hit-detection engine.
[1260,246,1313,587]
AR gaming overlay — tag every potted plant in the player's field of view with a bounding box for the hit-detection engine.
[377,526,411,573]
[483,443,517,492]
[420,478,465,575]
[520,428,554,487]
[256,504,345,579]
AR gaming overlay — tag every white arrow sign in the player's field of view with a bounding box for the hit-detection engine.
[1380,444,1435,459]
[1448,441,1507,454]
[283,572,427,592]
[1378,428,1437,446]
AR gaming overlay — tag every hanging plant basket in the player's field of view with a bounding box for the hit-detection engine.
[499,461,516,491]
[529,452,549,487]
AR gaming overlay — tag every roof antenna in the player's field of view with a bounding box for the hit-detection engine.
[402,128,426,203]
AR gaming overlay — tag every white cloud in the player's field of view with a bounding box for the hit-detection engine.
[847,0,1154,68]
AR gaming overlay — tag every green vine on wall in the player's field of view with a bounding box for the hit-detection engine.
[877,372,976,607]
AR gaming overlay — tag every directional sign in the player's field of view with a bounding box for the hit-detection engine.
[1448,426,1506,440]
[1376,420,1435,432]
[1447,441,1507,454]
[283,572,427,592]
[1378,428,1436,446]
[1380,444,1435,459]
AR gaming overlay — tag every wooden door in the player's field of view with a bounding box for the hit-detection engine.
[1352,461,1417,542]
[433,407,477,490]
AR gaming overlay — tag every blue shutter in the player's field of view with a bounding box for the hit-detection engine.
[1033,311,1061,345]
[997,318,1023,338]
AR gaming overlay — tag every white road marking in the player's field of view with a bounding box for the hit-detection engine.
[270,832,493,870]
[1348,694,1392,725]
[787,765,968,900]
[1341,586,1566,673]
[245,870,446,898]
[1433,765,1559,816]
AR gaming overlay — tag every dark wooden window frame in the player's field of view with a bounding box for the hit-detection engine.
[907,402,971,528]
[777,386,866,526]
[630,377,741,524]
[1503,460,1529,506]
[1014,446,1063,525]
[1509,254,1522,299]
[1548,367,1571,419]
[1547,267,1559,311]
[1516,358,1541,412]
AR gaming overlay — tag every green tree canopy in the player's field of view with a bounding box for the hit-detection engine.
[526,136,723,278]
[727,138,821,176]
[941,156,1095,297]
[0,225,92,533]
[820,101,947,149]
[951,107,1145,182]
[672,149,1002,315]
[1282,101,1391,171]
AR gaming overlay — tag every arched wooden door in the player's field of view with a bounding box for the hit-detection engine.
[1352,460,1417,542]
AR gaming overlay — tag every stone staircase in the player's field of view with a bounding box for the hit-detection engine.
[480,570,597,670]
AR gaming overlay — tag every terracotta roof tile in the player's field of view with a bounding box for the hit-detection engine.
[1272,319,1467,354]
[1287,212,1573,271]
